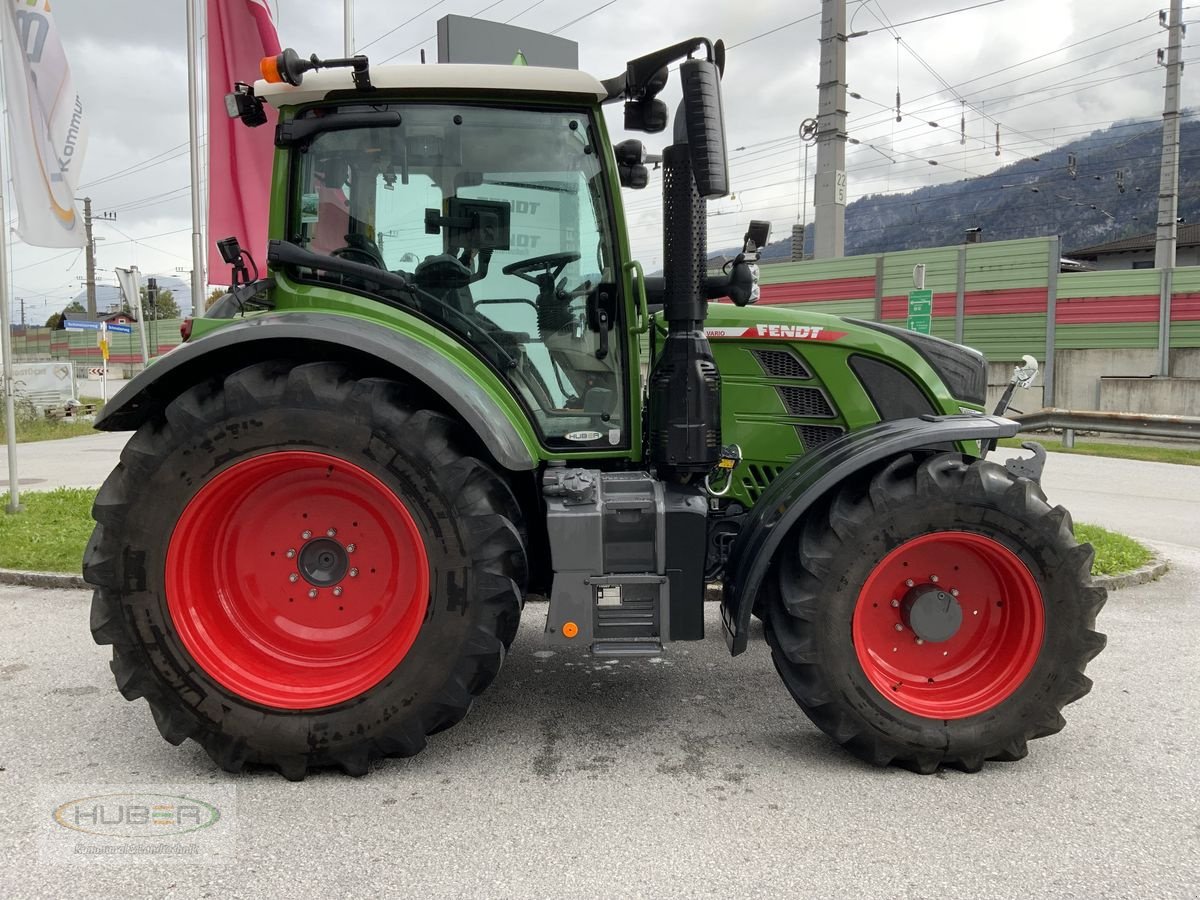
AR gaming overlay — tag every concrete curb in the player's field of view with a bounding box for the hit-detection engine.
[0,555,1172,595]
[0,569,87,590]
[1091,555,1169,591]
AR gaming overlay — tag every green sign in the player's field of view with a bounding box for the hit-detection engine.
[907,289,933,334]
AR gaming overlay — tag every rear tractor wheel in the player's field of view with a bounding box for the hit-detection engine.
[85,361,526,779]
[765,452,1106,773]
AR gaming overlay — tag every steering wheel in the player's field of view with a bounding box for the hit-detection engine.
[502,252,581,286]
[331,233,386,268]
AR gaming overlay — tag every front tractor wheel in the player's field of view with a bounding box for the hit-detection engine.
[85,361,526,779]
[765,452,1107,773]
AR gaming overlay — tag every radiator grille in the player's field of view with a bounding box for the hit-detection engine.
[752,348,811,379]
[796,424,845,451]
[776,385,835,418]
[740,462,786,503]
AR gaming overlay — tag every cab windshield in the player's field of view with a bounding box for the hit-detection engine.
[289,102,625,449]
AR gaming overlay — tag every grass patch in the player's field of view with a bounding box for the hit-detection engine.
[0,490,1157,578]
[0,416,97,443]
[999,436,1200,466]
[0,488,96,573]
[1075,523,1153,576]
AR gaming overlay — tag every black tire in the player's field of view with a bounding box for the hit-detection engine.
[85,360,526,780]
[764,452,1107,774]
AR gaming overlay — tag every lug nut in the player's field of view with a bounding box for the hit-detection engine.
[890,599,900,608]
[308,588,318,599]
[973,610,979,616]
[288,573,299,583]
[333,586,343,597]
[905,579,914,587]
[930,574,939,583]
[915,638,924,645]
[286,548,296,559]
[349,567,359,578]
[943,650,949,656]
[346,544,356,554]
[301,530,312,540]
[951,588,959,597]
[894,623,904,632]
[327,528,337,538]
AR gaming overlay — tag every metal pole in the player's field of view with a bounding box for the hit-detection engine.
[0,132,18,513]
[1043,237,1060,408]
[132,266,148,366]
[955,246,967,344]
[186,0,205,316]
[1155,0,1184,270]
[813,0,847,259]
[344,0,355,56]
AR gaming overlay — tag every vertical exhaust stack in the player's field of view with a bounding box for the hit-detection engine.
[648,57,728,477]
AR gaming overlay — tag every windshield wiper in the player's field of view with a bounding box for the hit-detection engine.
[266,240,519,370]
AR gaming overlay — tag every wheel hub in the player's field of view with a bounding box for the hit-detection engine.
[901,584,962,643]
[297,537,349,587]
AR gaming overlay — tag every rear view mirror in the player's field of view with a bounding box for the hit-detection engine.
[679,58,728,198]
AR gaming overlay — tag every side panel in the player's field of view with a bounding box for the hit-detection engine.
[696,304,981,507]
[720,414,1021,656]
[96,310,540,472]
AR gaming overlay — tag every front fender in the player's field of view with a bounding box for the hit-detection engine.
[95,312,539,471]
[721,414,1020,655]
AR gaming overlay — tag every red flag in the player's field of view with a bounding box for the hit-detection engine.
[207,0,280,285]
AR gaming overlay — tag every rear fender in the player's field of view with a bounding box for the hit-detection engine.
[721,414,1020,655]
[95,312,538,472]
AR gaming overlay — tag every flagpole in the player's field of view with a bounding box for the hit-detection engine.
[0,29,19,513]
[344,0,354,55]
[186,0,205,313]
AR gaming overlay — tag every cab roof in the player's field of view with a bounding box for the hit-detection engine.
[255,64,609,107]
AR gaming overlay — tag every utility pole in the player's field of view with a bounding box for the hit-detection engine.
[82,197,116,319]
[18,298,24,329]
[814,0,848,259]
[1155,0,1185,270]
[83,197,96,318]
[344,0,355,56]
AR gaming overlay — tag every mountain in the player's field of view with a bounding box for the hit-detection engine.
[716,115,1200,260]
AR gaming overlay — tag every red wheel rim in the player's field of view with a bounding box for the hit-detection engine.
[165,450,430,709]
[851,531,1044,719]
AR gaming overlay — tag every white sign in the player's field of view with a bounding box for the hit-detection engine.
[2,361,76,410]
[835,169,847,206]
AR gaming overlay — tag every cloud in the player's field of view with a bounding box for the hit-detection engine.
[11,0,1172,312]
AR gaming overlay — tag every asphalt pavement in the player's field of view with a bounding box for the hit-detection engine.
[0,546,1196,899]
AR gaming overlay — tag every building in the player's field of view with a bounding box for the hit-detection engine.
[1067,224,1200,270]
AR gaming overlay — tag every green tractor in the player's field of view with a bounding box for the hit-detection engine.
[85,39,1105,780]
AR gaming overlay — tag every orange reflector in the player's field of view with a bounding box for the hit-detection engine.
[260,55,282,83]
[180,318,193,342]
[562,621,579,639]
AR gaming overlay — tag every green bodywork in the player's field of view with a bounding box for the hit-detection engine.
[193,90,983,508]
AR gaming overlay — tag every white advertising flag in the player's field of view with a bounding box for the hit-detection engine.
[1,0,86,247]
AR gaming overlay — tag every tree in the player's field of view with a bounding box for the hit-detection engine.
[206,287,227,312]
[140,286,180,319]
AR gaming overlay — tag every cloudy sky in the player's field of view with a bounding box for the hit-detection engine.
[7,0,1187,321]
